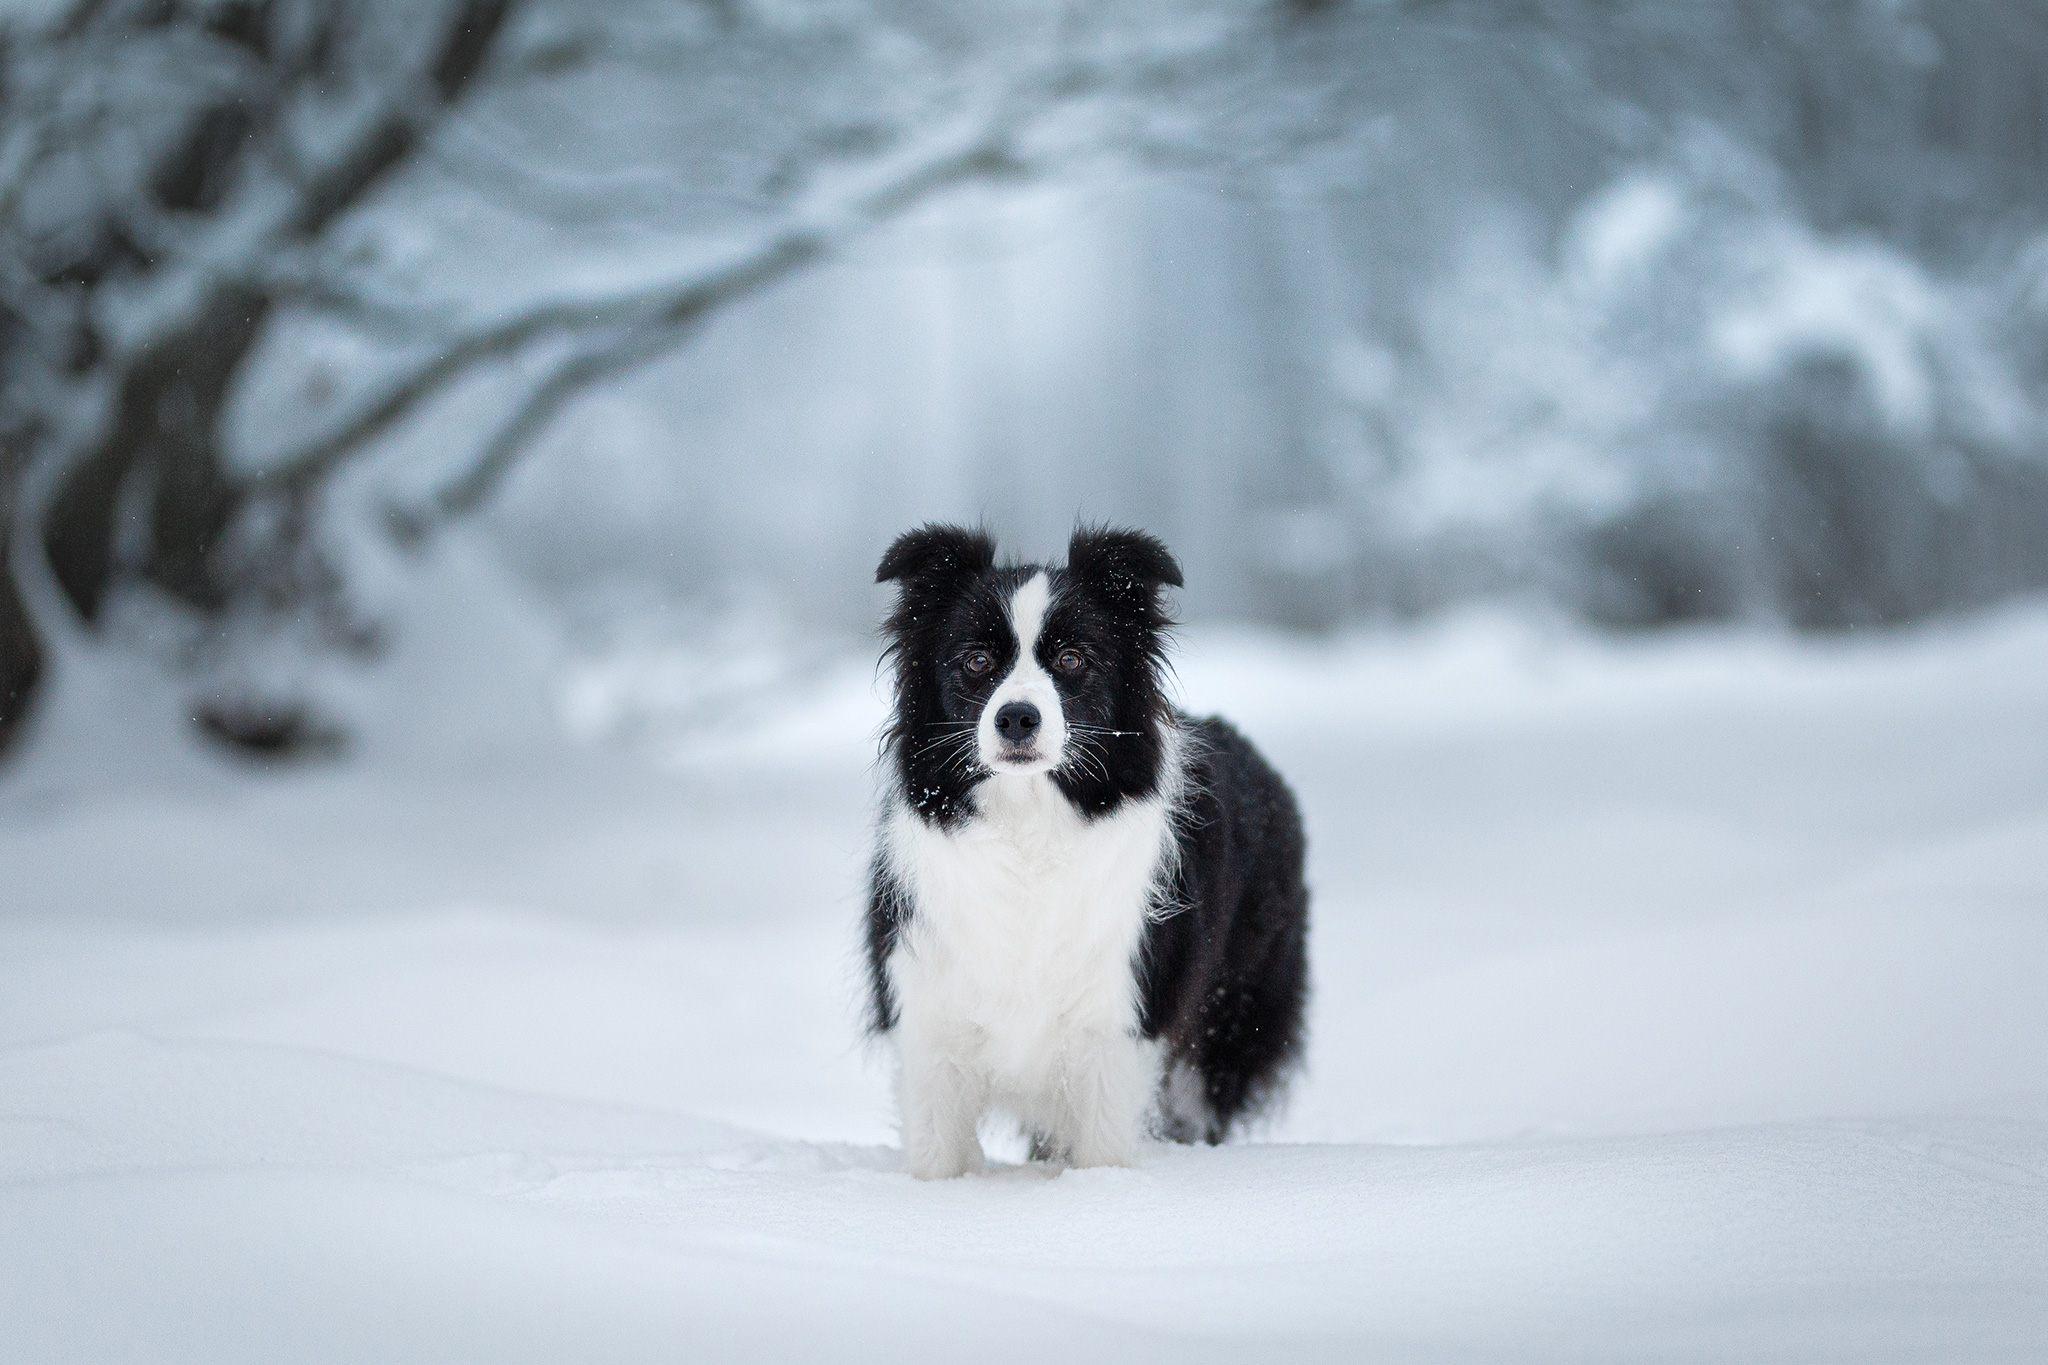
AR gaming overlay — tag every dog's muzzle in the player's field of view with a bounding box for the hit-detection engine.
[992,701,1042,761]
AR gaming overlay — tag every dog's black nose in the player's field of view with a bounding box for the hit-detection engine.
[994,702,1041,741]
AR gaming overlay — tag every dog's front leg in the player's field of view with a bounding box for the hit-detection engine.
[1055,1033,1152,1170]
[895,1032,987,1180]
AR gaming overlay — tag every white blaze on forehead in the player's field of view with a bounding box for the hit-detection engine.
[1007,571,1053,653]
[976,571,1067,772]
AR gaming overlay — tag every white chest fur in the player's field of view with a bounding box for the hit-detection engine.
[881,771,1178,1176]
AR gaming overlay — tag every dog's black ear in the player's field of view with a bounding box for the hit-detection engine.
[876,524,997,586]
[1067,525,1183,602]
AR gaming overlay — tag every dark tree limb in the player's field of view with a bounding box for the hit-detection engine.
[0,446,42,756]
[289,0,514,238]
[42,286,270,617]
[0,562,39,756]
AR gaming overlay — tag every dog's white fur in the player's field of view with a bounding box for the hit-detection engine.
[974,572,1067,774]
[881,573,1186,1178]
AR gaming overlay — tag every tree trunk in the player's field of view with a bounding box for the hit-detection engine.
[0,473,43,756]
[42,288,272,622]
[34,0,513,634]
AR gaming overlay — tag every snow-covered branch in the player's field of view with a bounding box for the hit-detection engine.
[269,120,1024,519]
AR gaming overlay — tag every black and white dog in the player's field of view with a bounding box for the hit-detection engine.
[866,524,1308,1178]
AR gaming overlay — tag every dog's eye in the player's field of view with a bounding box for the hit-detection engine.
[962,650,993,677]
[1054,649,1086,673]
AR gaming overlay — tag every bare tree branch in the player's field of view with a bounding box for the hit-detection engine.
[262,122,1026,506]
[288,0,515,238]
[394,323,687,535]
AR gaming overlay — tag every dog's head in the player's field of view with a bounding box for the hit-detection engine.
[877,523,1182,823]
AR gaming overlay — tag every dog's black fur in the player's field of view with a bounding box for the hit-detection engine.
[1141,715,1310,1138]
[868,523,1309,1143]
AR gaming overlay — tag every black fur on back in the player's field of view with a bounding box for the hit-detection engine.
[868,523,1309,1143]
[1142,716,1310,1141]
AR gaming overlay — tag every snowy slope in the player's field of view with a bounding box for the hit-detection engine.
[4,606,2046,1362]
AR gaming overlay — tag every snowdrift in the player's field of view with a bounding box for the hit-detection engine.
[4,608,2046,1361]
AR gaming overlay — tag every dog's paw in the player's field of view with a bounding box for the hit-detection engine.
[905,1145,984,1180]
[1063,1140,1141,1171]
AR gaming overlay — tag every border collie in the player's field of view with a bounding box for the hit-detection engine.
[867,524,1308,1178]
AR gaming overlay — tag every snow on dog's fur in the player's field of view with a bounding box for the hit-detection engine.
[868,524,1309,1179]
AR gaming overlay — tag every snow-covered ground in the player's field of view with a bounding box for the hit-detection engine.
[4,602,2047,1362]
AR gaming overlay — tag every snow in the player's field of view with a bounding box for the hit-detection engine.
[5,602,2048,1361]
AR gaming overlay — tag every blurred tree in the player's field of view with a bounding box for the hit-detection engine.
[2,0,516,755]
[0,0,1381,758]
[3,0,2047,761]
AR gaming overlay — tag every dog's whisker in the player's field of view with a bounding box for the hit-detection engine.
[914,727,983,759]
[1056,732,1114,785]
